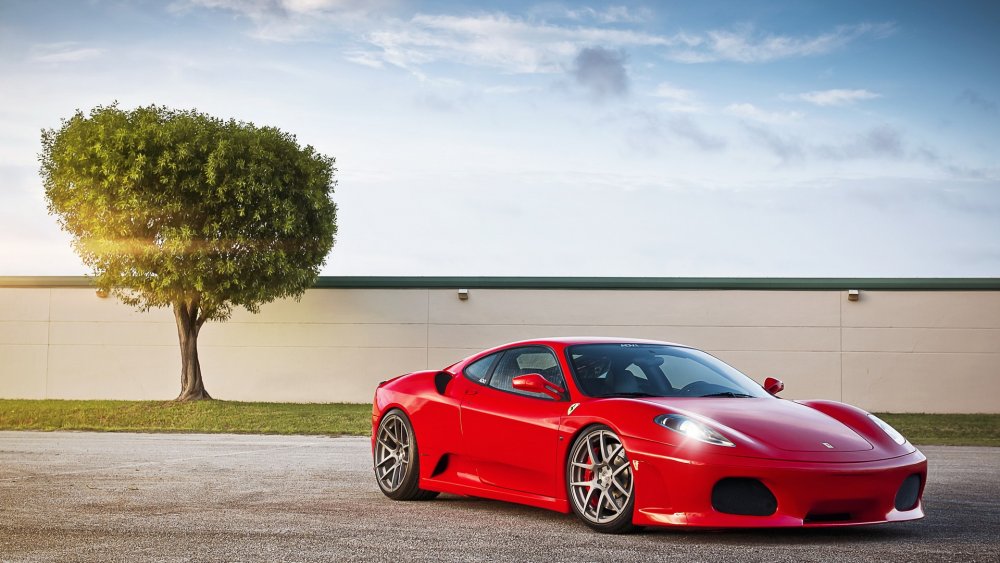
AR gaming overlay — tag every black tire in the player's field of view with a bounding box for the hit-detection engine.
[373,409,439,501]
[566,424,639,534]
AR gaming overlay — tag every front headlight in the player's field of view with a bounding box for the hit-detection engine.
[655,414,735,447]
[868,414,907,445]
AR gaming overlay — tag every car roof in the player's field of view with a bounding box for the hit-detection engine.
[498,336,690,347]
[445,336,695,372]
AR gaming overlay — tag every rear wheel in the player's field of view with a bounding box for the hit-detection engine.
[567,425,638,533]
[374,409,438,500]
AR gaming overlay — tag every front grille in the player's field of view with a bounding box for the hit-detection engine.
[711,478,778,516]
[804,511,853,523]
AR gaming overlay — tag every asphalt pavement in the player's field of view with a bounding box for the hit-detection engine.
[0,431,997,562]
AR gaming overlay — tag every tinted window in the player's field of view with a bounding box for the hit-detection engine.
[464,352,500,384]
[567,344,769,399]
[489,347,565,400]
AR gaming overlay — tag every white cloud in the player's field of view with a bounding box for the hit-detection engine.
[725,102,803,123]
[173,2,895,72]
[650,82,701,113]
[668,22,895,63]
[358,13,674,74]
[343,49,386,68]
[560,5,652,24]
[173,0,370,17]
[30,43,105,63]
[171,0,381,40]
[791,88,882,106]
[483,84,539,95]
[355,17,893,74]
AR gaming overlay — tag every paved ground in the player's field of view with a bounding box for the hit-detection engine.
[0,432,997,563]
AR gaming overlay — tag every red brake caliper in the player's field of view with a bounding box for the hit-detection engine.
[586,444,601,508]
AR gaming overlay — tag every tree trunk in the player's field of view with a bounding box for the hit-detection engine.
[174,298,212,401]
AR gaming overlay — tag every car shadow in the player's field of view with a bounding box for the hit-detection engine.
[432,493,924,543]
[639,523,923,544]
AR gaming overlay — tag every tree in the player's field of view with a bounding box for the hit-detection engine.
[40,104,337,401]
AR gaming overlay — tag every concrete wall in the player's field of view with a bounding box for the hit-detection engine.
[1,285,998,412]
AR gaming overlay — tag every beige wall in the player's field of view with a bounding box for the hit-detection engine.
[1,286,998,413]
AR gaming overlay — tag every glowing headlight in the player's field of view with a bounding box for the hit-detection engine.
[867,414,907,445]
[655,414,735,447]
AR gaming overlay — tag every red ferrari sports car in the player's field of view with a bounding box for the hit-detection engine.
[371,338,926,533]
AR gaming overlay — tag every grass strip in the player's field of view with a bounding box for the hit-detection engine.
[0,400,997,446]
[876,413,999,447]
[0,399,371,436]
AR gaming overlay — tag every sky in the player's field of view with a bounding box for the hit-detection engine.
[0,0,998,277]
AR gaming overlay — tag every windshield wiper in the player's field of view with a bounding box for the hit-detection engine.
[594,392,662,398]
[699,392,755,398]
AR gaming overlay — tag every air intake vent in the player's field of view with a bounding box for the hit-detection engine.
[894,474,922,511]
[711,478,777,516]
[434,371,452,395]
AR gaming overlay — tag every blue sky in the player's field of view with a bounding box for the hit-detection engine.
[1,0,998,276]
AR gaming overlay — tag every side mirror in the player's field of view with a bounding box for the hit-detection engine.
[764,377,785,396]
[512,373,566,400]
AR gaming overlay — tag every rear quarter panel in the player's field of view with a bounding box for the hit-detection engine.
[373,370,461,477]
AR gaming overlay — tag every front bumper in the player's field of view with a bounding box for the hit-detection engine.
[626,437,927,528]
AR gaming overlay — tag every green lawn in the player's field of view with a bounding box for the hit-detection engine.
[876,413,999,447]
[0,400,996,446]
[0,400,371,436]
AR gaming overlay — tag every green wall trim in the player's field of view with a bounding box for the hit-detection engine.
[2,275,1000,290]
[0,276,95,287]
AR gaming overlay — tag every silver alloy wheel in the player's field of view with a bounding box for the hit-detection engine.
[569,428,634,525]
[374,412,411,492]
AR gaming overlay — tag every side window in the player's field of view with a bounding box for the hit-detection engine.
[464,352,500,385]
[489,347,565,400]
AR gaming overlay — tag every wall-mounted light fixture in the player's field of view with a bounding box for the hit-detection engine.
[95,289,109,299]
[847,289,860,302]
[457,288,469,301]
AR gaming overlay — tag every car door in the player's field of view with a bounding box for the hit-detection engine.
[460,346,567,498]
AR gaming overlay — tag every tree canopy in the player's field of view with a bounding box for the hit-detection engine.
[40,104,337,399]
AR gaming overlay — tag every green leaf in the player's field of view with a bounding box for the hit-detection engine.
[40,103,338,321]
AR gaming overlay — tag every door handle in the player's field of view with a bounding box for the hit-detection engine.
[464,389,478,396]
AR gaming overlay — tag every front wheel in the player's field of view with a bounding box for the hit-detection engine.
[567,425,638,533]
[373,409,438,501]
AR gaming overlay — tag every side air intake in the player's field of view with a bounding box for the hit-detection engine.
[434,371,452,395]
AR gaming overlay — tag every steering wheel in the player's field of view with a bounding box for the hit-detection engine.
[678,381,714,397]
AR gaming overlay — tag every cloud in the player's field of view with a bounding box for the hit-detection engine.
[357,13,672,75]
[816,124,903,159]
[411,83,482,112]
[668,116,726,150]
[743,123,805,162]
[555,5,652,24]
[668,22,895,63]
[628,112,727,153]
[572,46,629,101]
[957,89,997,114]
[726,102,803,123]
[744,122,990,178]
[748,123,903,162]
[355,17,893,73]
[650,82,701,113]
[789,88,882,106]
[171,0,380,40]
[173,3,895,75]
[30,43,105,63]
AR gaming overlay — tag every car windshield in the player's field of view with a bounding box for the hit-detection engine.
[567,344,770,399]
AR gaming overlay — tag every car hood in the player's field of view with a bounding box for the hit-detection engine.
[639,397,874,452]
